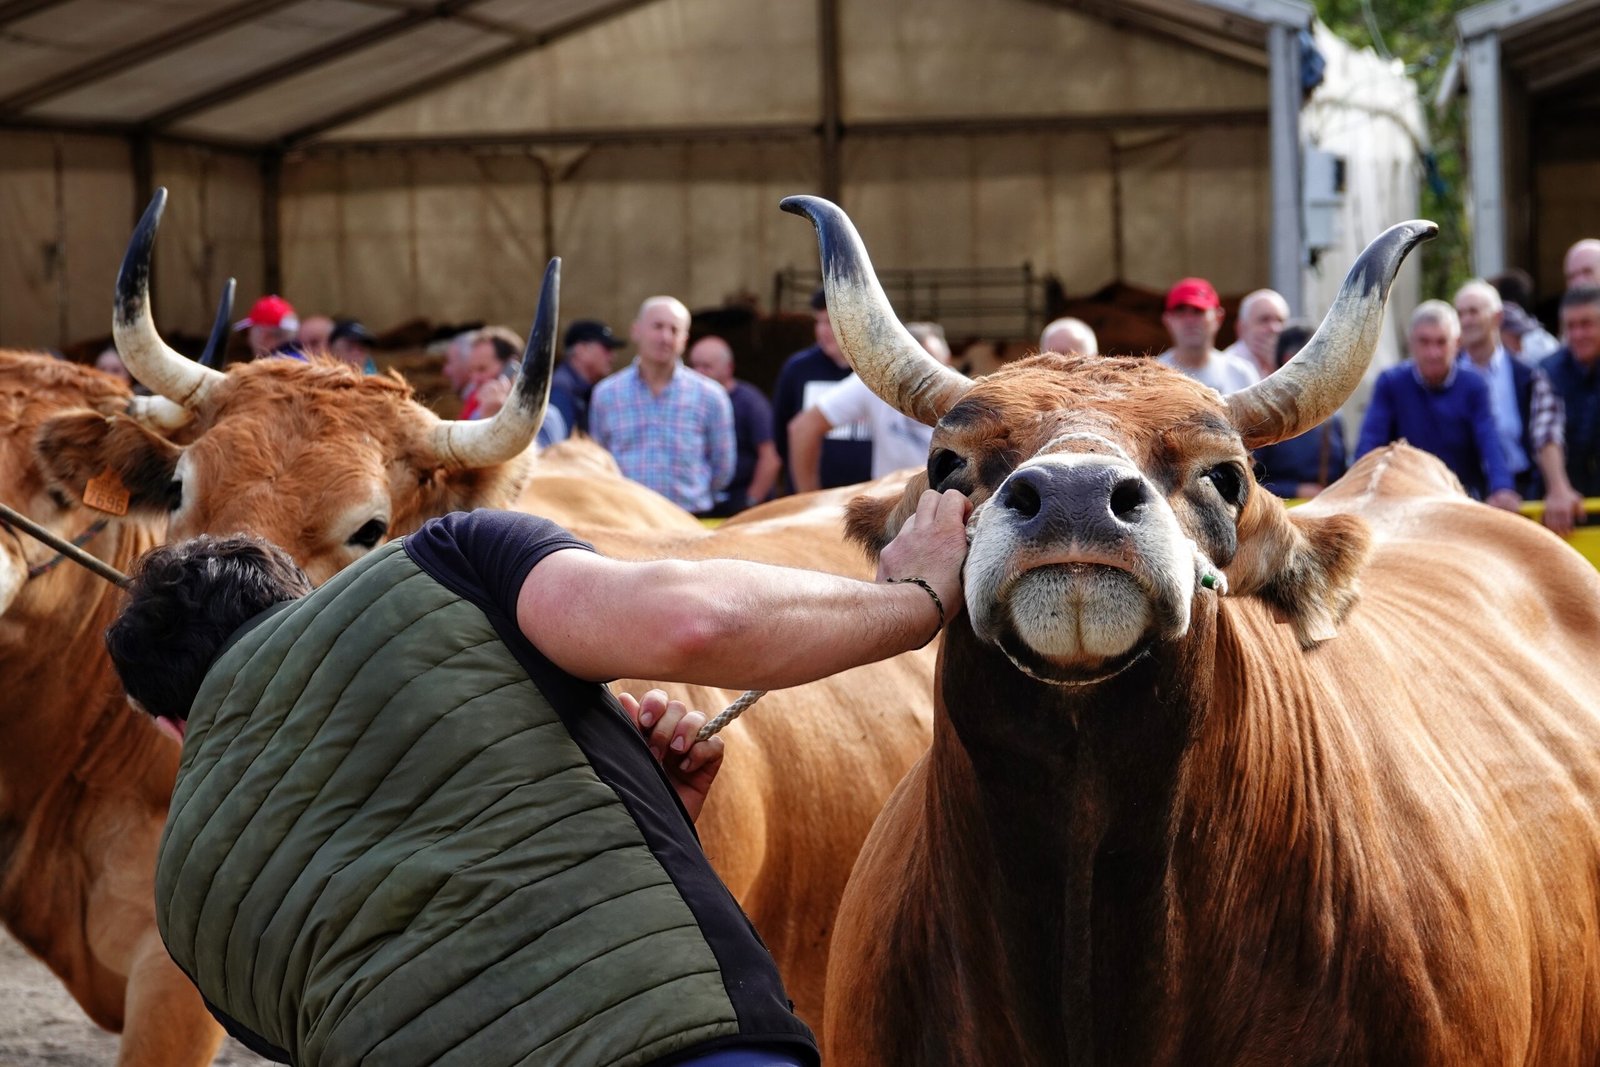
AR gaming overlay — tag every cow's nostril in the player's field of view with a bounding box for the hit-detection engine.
[1110,477,1147,520]
[1003,476,1042,519]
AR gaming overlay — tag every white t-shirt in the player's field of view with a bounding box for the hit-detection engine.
[1156,348,1261,395]
[816,373,934,479]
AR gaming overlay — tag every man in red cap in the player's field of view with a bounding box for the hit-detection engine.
[1157,277,1259,395]
[236,294,304,361]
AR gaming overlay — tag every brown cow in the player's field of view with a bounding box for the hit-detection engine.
[782,195,1600,1065]
[0,350,224,1066]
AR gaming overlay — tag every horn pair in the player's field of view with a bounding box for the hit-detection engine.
[780,196,1435,448]
[114,189,555,468]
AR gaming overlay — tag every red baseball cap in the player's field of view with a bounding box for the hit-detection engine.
[235,294,299,332]
[1165,278,1221,312]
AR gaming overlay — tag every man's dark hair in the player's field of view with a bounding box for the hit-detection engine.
[1562,286,1600,312]
[1275,319,1316,367]
[1489,268,1537,312]
[106,535,312,722]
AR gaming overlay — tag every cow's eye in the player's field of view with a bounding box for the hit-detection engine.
[165,480,183,511]
[348,519,389,548]
[1205,464,1246,508]
[928,448,966,489]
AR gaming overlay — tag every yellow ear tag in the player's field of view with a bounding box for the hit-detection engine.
[83,469,131,516]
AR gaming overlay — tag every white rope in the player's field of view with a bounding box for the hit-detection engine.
[697,688,766,740]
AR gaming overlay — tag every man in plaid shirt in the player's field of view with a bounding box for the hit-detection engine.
[1454,280,1582,535]
[590,296,736,515]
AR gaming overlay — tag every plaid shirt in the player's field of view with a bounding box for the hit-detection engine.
[1529,367,1565,451]
[590,362,736,513]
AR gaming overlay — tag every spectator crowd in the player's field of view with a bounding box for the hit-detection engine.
[110,234,1598,529]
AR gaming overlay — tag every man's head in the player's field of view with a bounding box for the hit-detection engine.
[1274,319,1315,368]
[1565,239,1600,291]
[468,326,523,388]
[1039,317,1098,357]
[1561,287,1600,366]
[1234,289,1290,369]
[106,535,313,730]
[688,335,736,387]
[443,330,477,394]
[906,322,953,366]
[562,319,624,384]
[1453,279,1503,355]
[329,320,375,368]
[297,314,335,355]
[631,296,691,371]
[1162,277,1224,357]
[811,287,843,366]
[95,346,132,384]
[1408,300,1461,387]
[237,294,299,360]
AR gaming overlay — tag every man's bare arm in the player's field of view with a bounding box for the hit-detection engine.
[518,489,969,690]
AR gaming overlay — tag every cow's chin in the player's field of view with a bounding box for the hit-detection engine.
[993,564,1155,686]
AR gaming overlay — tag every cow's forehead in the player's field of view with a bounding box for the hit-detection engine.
[936,354,1242,467]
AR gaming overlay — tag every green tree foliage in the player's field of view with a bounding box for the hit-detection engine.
[1315,0,1475,298]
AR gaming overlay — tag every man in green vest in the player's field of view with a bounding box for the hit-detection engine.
[105,489,969,1067]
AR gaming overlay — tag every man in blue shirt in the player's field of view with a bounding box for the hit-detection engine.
[589,296,736,515]
[1356,300,1520,509]
[1541,286,1600,502]
[552,319,624,435]
[771,288,873,492]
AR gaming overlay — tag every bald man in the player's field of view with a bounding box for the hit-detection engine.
[1567,239,1600,292]
[689,335,781,515]
[1039,317,1098,357]
[589,297,736,514]
[1222,288,1290,379]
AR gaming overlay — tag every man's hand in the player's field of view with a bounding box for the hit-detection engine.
[618,689,725,823]
[474,376,513,418]
[877,488,971,624]
[1487,488,1523,513]
[1543,483,1585,537]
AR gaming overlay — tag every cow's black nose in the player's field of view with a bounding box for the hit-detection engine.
[999,463,1151,542]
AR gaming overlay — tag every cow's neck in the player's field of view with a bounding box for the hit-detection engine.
[926,613,1217,1063]
[0,519,171,810]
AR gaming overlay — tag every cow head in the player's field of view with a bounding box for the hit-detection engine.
[783,196,1431,685]
[35,190,556,583]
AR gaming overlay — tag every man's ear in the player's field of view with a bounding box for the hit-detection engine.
[34,411,182,514]
[845,471,931,559]
[1225,495,1371,647]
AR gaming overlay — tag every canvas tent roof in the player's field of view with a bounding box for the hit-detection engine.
[0,0,1309,150]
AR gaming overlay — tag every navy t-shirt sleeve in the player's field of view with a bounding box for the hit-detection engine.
[401,509,595,622]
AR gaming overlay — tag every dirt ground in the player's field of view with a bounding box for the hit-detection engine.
[0,930,272,1067]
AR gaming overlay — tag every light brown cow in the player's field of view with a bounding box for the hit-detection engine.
[0,350,223,1066]
[783,196,1600,1065]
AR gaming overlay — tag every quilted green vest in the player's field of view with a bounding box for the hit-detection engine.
[156,542,752,1066]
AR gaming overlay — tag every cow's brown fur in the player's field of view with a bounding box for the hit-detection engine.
[0,349,225,1067]
[825,353,1600,1064]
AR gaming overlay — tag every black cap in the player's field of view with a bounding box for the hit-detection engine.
[329,319,375,346]
[563,319,624,349]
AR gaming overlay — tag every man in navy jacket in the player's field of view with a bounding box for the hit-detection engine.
[1356,300,1520,509]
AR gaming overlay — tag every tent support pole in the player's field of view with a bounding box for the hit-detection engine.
[1267,21,1303,314]
[819,0,842,204]
[1466,32,1505,278]
[261,150,283,295]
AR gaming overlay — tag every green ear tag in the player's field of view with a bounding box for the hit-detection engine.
[1200,572,1220,590]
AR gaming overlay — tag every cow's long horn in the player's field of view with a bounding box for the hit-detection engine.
[781,195,970,425]
[1226,220,1436,448]
[197,277,236,369]
[114,189,225,415]
[427,258,559,468]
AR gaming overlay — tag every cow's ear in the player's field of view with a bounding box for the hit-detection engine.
[845,471,932,559]
[34,411,182,515]
[1225,495,1371,647]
